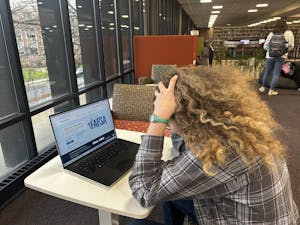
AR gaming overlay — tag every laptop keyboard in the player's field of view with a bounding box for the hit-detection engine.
[75,141,122,175]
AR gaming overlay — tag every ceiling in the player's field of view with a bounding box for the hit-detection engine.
[178,0,300,28]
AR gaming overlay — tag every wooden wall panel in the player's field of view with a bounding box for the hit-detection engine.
[134,35,198,83]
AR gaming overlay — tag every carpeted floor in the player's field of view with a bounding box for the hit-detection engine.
[0,88,299,225]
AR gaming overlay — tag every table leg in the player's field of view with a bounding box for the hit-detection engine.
[98,210,119,225]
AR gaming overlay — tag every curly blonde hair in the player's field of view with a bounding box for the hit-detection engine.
[161,66,284,176]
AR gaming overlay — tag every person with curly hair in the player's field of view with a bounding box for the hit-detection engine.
[128,66,299,225]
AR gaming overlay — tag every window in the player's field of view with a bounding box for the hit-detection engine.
[132,0,142,35]
[26,28,36,39]
[17,42,25,55]
[0,123,28,179]
[0,16,19,118]
[99,0,118,79]
[69,0,102,88]
[32,101,72,152]
[11,0,72,108]
[28,41,38,55]
[119,0,132,72]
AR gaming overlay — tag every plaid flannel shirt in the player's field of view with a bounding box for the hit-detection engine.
[129,134,299,225]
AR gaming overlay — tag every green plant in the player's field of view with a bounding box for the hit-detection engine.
[23,69,48,82]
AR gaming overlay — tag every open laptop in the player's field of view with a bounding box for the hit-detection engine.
[49,99,139,187]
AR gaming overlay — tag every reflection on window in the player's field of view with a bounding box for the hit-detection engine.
[0,13,19,118]
[106,79,121,98]
[68,0,103,91]
[99,0,118,78]
[11,0,71,108]
[132,0,141,35]
[119,0,131,71]
[79,87,104,105]
[32,101,72,152]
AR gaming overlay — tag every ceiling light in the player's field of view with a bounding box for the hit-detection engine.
[108,11,114,14]
[226,23,231,26]
[200,0,212,3]
[208,14,218,28]
[256,3,268,7]
[121,15,129,18]
[78,24,85,27]
[212,5,223,9]
[211,11,220,14]
[286,21,293,25]
[273,17,281,20]
[109,23,114,26]
[248,9,258,12]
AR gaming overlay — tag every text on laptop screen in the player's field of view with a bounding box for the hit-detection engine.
[50,100,116,166]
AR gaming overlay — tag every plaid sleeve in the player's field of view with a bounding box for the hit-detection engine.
[128,135,232,208]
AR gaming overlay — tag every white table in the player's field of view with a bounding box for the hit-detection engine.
[24,129,174,225]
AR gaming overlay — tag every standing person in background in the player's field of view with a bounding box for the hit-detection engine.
[208,41,214,66]
[259,19,294,95]
[200,40,210,66]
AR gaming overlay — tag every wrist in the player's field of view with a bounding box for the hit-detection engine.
[152,111,171,121]
[150,114,169,125]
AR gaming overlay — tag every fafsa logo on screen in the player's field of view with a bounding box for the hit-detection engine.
[88,115,107,130]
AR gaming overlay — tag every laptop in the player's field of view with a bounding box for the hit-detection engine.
[49,99,139,187]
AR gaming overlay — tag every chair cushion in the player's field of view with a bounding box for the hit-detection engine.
[114,119,170,137]
[138,77,154,85]
[112,84,156,121]
[151,64,177,83]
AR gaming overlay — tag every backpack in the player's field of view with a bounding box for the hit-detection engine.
[268,33,287,57]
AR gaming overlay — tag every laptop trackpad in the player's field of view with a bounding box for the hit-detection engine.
[91,159,133,186]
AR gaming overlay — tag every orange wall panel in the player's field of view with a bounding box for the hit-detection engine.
[134,35,198,84]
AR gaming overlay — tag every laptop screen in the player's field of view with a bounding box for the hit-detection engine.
[50,99,116,167]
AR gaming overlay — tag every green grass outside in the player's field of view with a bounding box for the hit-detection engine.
[23,69,48,82]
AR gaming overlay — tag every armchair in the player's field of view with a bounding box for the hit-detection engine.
[138,64,177,85]
[112,83,170,136]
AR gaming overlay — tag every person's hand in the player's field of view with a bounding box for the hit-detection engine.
[153,75,178,120]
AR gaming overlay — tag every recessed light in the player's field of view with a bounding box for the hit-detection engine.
[226,23,231,26]
[256,3,268,7]
[212,5,223,9]
[211,11,220,14]
[248,9,258,12]
[108,11,114,14]
[286,21,293,25]
[208,14,218,27]
[200,0,212,3]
